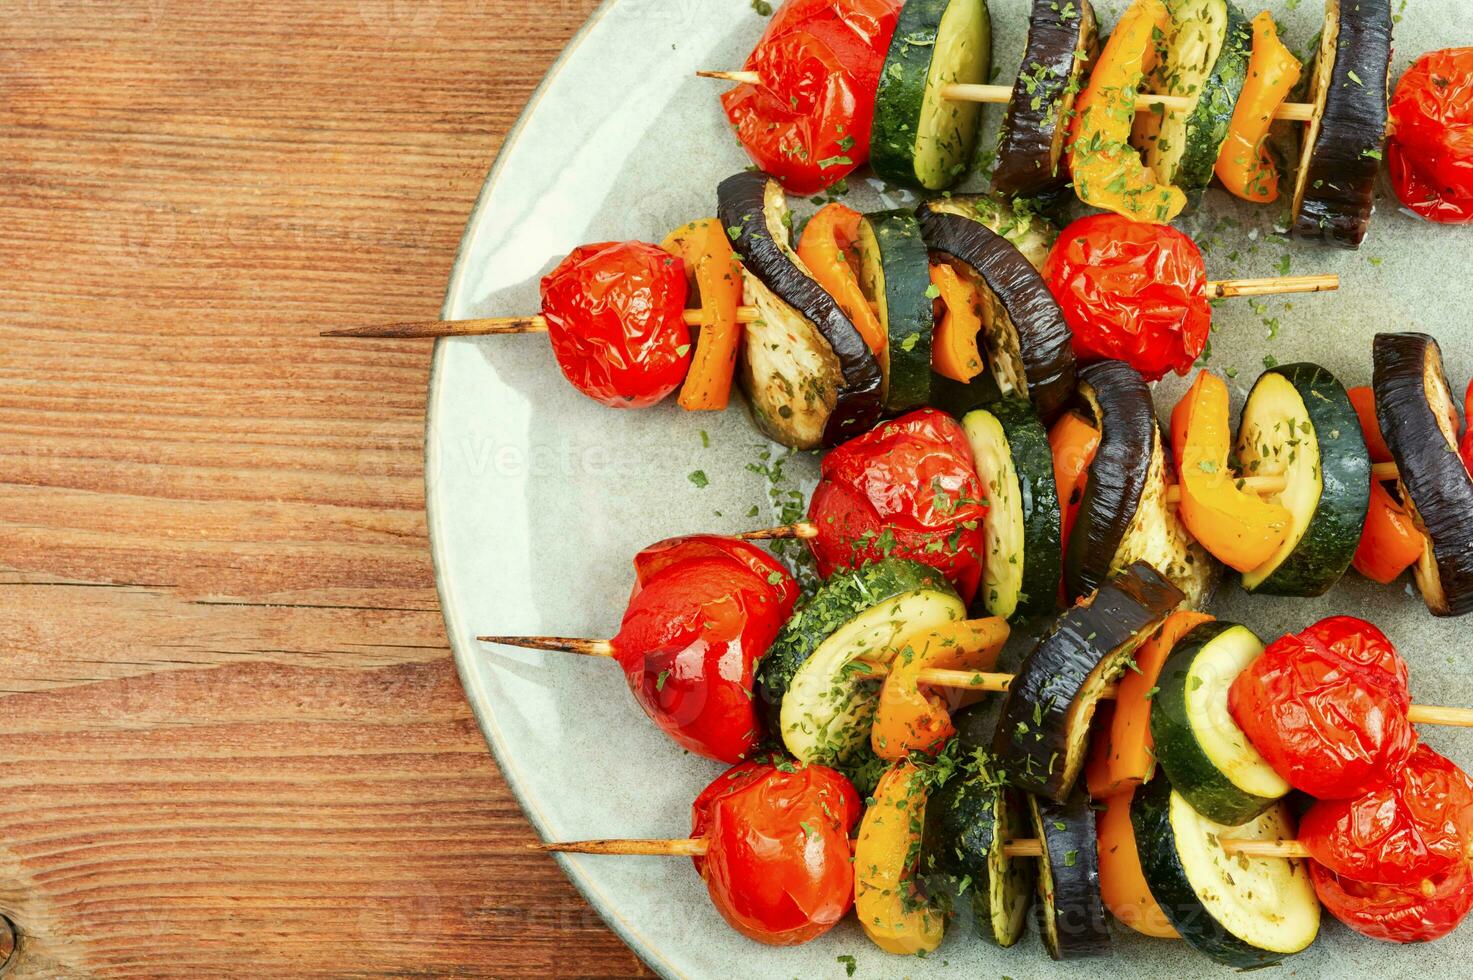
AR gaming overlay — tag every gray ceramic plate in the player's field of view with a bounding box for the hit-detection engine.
[428,1,1473,976]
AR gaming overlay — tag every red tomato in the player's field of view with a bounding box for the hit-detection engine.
[1311,861,1473,943]
[1301,745,1473,886]
[539,241,692,408]
[807,409,988,603]
[690,759,862,946]
[1043,214,1212,381]
[1462,377,1473,475]
[1388,48,1473,224]
[613,556,790,763]
[722,0,902,195]
[631,534,799,615]
[1228,616,1415,799]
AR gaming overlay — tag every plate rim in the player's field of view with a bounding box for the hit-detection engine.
[426,2,684,976]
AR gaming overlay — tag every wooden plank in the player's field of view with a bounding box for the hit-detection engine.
[0,0,649,975]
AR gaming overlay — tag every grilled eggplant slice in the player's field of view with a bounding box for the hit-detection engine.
[856,209,934,411]
[1373,333,1473,617]
[871,0,993,191]
[1235,363,1370,596]
[920,763,1034,947]
[1291,0,1393,248]
[918,203,1075,420]
[922,194,1058,270]
[1132,778,1320,967]
[1028,789,1109,960]
[1065,361,1216,607]
[993,562,1183,801]
[717,172,883,448]
[993,0,1100,197]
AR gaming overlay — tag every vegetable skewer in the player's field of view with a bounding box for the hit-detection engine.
[478,634,1473,729]
[324,274,1339,338]
[531,834,1305,859]
[698,70,1319,122]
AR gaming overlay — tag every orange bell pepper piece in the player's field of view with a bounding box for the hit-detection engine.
[928,263,986,383]
[1353,480,1427,584]
[1216,12,1302,204]
[871,618,1010,760]
[1097,788,1181,939]
[1171,371,1293,573]
[795,203,886,357]
[854,761,945,956]
[1049,410,1101,560]
[1348,386,1394,464]
[661,219,744,411]
[1087,610,1214,799]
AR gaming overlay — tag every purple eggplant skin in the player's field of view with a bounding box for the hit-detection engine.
[1030,787,1110,961]
[992,561,1183,803]
[992,0,1100,198]
[1373,332,1473,617]
[1292,0,1393,249]
[1063,360,1155,602]
[717,170,884,448]
[917,204,1076,421]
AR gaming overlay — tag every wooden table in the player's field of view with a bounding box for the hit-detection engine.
[0,2,648,975]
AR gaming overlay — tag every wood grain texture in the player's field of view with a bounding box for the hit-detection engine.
[0,0,650,975]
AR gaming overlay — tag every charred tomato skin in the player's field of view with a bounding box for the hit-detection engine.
[690,759,862,946]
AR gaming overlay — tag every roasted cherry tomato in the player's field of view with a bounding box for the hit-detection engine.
[1388,48,1473,224]
[1043,214,1212,381]
[632,534,800,613]
[1228,616,1415,799]
[1462,377,1473,475]
[721,0,902,195]
[690,758,862,946]
[1311,861,1473,944]
[539,241,692,408]
[614,541,798,763]
[807,409,988,603]
[1301,745,1473,887]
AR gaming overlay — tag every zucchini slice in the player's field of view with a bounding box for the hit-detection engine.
[928,368,1004,418]
[871,0,993,191]
[1028,789,1109,960]
[920,764,1034,948]
[918,203,1075,421]
[1291,0,1393,248]
[1132,778,1320,967]
[717,172,884,449]
[993,0,1100,198]
[1234,363,1371,596]
[960,399,1062,622]
[1373,333,1473,617]
[1133,0,1252,192]
[993,562,1183,801]
[1150,621,1290,825]
[1065,360,1215,609]
[766,560,964,768]
[856,209,934,412]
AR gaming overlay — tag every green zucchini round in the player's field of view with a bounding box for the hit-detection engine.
[920,767,1034,948]
[1150,621,1290,825]
[856,209,934,412]
[1234,362,1370,596]
[1135,0,1252,192]
[870,0,993,191]
[961,399,1062,622]
[1131,778,1320,968]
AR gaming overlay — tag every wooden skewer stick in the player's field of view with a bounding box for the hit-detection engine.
[480,638,1473,728]
[533,835,1299,860]
[697,72,1318,123]
[324,273,1339,340]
